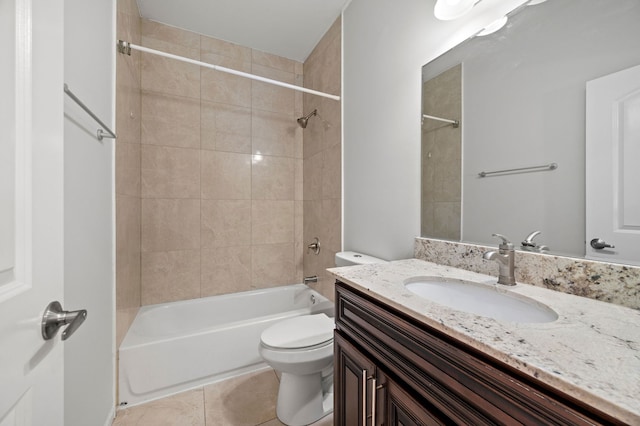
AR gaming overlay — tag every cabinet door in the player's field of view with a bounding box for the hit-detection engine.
[335,331,377,426]
[379,371,448,426]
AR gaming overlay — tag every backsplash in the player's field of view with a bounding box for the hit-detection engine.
[415,237,640,310]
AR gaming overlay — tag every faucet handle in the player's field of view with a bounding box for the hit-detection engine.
[491,233,514,250]
[522,231,541,247]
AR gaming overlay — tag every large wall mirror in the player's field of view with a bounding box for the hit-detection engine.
[421,0,640,262]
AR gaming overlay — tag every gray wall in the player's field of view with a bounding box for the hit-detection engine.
[64,0,116,424]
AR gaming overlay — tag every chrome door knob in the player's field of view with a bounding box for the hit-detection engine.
[590,238,615,250]
[41,301,87,341]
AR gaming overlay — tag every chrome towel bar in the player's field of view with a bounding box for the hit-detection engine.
[422,113,460,128]
[478,162,557,178]
[64,83,116,141]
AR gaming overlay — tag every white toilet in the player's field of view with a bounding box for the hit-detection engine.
[259,251,386,426]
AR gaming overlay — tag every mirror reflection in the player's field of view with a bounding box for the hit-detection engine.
[421,0,640,260]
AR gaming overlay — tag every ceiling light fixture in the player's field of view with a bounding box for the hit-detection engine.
[434,0,478,21]
[477,16,508,36]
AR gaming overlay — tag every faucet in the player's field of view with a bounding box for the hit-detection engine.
[521,231,549,252]
[483,234,516,285]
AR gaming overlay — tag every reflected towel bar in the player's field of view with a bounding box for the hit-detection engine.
[64,84,116,141]
[479,162,558,178]
[422,113,460,128]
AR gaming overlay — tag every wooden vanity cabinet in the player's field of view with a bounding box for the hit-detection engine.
[334,281,624,426]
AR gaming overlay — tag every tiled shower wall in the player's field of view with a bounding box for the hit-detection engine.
[137,20,306,306]
[115,0,142,347]
[115,5,342,346]
[302,18,342,301]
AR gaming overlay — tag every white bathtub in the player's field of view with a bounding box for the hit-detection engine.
[118,284,334,407]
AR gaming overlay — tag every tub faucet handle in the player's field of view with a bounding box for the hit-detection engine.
[307,237,321,255]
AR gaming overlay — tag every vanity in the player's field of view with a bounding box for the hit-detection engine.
[329,259,640,425]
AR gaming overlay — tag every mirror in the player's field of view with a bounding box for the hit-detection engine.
[421,0,640,258]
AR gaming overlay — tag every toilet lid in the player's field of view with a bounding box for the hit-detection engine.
[261,314,334,349]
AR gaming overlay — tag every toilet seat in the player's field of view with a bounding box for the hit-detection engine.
[261,314,334,350]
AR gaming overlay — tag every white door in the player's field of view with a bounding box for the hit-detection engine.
[586,63,640,265]
[0,0,66,424]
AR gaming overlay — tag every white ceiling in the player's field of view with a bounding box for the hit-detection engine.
[136,0,351,62]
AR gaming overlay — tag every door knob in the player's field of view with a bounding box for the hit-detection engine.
[590,238,615,250]
[41,301,87,341]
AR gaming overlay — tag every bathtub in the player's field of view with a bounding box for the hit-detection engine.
[118,284,334,407]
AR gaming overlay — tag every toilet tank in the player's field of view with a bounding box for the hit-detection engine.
[334,251,387,267]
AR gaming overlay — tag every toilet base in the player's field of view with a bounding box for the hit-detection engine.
[276,372,333,426]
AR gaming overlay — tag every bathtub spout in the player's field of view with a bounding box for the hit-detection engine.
[304,275,318,284]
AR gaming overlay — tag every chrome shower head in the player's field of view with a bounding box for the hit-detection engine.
[297,109,318,129]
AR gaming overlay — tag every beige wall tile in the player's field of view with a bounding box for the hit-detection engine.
[119,18,336,309]
[252,200,294,245]
[303,17,342,283]
[200,56,252,107]
[201,200,251,248]
[141,145,200,199]
[116,58,141,145]
[252,81,295,116]
[141,19,200,59]
[141,91,200,148]
[251,243,296,287]
[201,247,251,297]
[116,2,142,345]
[141,199,200,252]
[295,201,304,280]
[141,53,200,99]
[303,151,323,201]
[116,142,140,197]
[294,158,303,201]
[116,194,141,309]
[322,143,341,200]
[200,101,251,153]
[252,50,296,73]
[252,156,294,200]
[141,250,201,304]
[201,36,251,63]
[322,198,342,253]
[251,110,297,158]
[201,151,251,200]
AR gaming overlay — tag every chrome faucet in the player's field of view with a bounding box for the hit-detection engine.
[521,230,549,252]
[483,234,516,285]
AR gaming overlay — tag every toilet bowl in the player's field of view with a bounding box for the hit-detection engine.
[259,251,386,425]
[259,314,334,426]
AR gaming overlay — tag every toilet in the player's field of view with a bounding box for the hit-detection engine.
[259,251,386,426]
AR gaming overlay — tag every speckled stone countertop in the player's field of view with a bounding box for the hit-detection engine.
[328,259,640,424]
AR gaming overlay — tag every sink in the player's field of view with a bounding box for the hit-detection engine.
[404,276,558,323]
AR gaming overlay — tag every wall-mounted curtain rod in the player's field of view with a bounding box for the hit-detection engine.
[117,40,340,102]
[478,162,558,178]
[64,84,117,141]
[422,113,459,128]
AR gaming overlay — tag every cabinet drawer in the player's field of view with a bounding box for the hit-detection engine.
[336,281,622,425]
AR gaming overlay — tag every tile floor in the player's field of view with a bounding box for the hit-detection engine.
[112,368,333,426]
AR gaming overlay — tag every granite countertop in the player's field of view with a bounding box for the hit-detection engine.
[328,258,640,424]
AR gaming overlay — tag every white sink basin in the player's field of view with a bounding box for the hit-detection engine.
[404,276,558,323]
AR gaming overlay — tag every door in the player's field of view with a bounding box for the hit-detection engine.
[0,0,65,425]
[334,332,377,426]
[586,64,640,265]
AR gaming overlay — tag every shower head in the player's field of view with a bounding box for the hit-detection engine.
[297,109,318,129]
